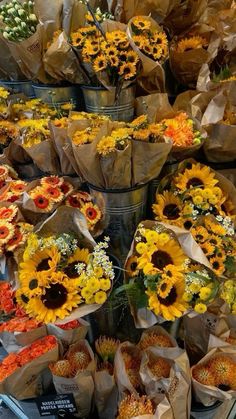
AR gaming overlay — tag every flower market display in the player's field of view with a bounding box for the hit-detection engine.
[0,0,236,418]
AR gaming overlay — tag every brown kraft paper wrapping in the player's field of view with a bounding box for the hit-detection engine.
[94,370,118,419]
[49,123,78,176]
[46,318,89,348]
[0,325,47,353]
[0,344,59,400]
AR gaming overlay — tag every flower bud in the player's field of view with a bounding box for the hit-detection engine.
[3,31,10,39]
[29,13,37,22]
[14,17,21,24]
[18,9,25,16]
[8,8,15,14]
[21,21,27,28]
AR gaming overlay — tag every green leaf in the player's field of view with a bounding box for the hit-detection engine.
[225,256,236,273]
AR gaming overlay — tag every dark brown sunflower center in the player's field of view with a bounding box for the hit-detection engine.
[213,261,220,269]
[21,294,29,304]
[163,204,180,220]
[184,220,193,230]
[196,234,203,241]
[186,177,204,188]
[29,279,38,290]
[158,286,177,306]
[37,257,51,272]
[160,283,167,292]
[42,283,67,309]
[151,250,173,270]
[64,262,79,278]
[130,262,138,272]
[210,239,217,245]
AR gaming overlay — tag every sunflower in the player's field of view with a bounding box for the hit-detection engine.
[209,256,225,275]
[152,45,162,60]
[19,246,60,277]
[153,190,182,223]
[93,54,107,73]
[44,186,63,203]
[153,31,168,47]
[192,364,216,386]
[83,39,100,56]
[208,234,223,248]
[15,289,30,312]
[0,165,9,180]
[132,128,150,141]
[138,238,186,275]
[176,36,208,53]
[81,202,101,226]
[18,272,46,298]
[10,180,27,194]
[201,242,215,257]
[0,221,14,244]
[142,44,153,56]
[109,55,119,67]
[126,256,139,277]
[191,226,209,243]
[204,218,226,236]
[118,62,136,80]
[24,273,81,323]
[0,205,18,222]
[174,162,218,192]
[132,35,148,49]
[63,248,90,279]
[126,50,139,65]
[147,273,187,321]
[60,181,74,196]
[132,16,151,31]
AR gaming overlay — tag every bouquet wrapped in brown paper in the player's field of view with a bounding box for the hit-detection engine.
[169,24,220,88]
[0,335,59,400]
[116,393,173,419]
[140,346,191,419]
[0,36,26,80]
[191,346,236,406]
[135,93,206,160]
[119,219,219,329]
[0,318,47,353]
[50,339,95,417]
[94,336,120,419]
[47,318,89,350]
[127,16,168,93]
[138,326,178,351]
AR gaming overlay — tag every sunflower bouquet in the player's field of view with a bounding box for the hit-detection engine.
[16,226,114,324]
[121,220,220,326]
[153,160,236,232]
[50,339,95,417]
[0,335,58,400]
[0,203,33,259]
[192,347,236,406]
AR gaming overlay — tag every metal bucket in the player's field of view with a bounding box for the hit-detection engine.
[191,400,222,419]
[81,84,135,122]
[88,183,148,264]
[0,80,35,98]
[32,83,84,110]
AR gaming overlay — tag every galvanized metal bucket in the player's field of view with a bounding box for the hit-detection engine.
[88,183,148,264]
[32,83,84,110]
[81,84,135,121]
[0,79,35,98]
[190,400,222,419]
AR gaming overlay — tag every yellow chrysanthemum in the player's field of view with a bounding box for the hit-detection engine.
[174,162,218,192]
[199,287,213,301]
[97,136,116,156]
[0,87,10,99]
[153,190,182,224]
[94,290,107,304]
[23,273,81,323]
[129,115,148,129]
[176,36,208,53]
[194,302,207,314]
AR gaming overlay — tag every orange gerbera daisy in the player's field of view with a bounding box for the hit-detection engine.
[81,202,102,226]
[0,221,14,244]
[60,181,74,195]
[33,194,53,212]
[6,225,25,252]
[0,205,18,222]
[41,176,63,188]
[44,186,63,203]
[10,180,27,194]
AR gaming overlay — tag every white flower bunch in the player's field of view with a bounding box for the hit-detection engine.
[0,0,38,42]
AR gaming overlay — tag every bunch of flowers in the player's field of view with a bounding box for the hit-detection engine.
[129,114,170,143]
[131,16,168,63]
[0,164,18,190]
[120,343,142,390]
[97,127,132,156]
[221,108,236,125]
[71,23,140,84]
[0,0,38,42]
[0,87,10,116]
[0,121,19,151]
[16,233,114,323]
[175,36,208,53]
[192,353,236,390]
[72,126,100,146]
[220,280,236,314]
[190,216,236,277]
[28,176,74,212]
[138,329,174,351]
[57,320,80,330]
[12,98,74,121]
[50,340,92,378]
[65,190,102,232]
[0,282,25,319]
[0,316,41,332]
[117,394,154,419]
[95,336,119,369]
[0,204,33,255]
[0,179,27,203]
[124,221,219,321]
[18,119,50,148]
[153,161,235,231]
[0,335,57,381]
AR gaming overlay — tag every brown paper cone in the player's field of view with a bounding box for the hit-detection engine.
[0,325,47,353]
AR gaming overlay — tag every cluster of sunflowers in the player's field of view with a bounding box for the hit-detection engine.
[16,233,114,323]
[71,20,140,83]
[125,222,219,320]
[65,190,102,232]
[131,16,168,63]
[175,35,208,54]
[153,161,236,278]
[0,204,32,256]
[192,353,236,390]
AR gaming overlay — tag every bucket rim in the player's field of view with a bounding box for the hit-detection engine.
[191,399,222,413]
[81,83,136,91]
[0,79,32,85]
[87,182,149,194]
[32,82,80,88]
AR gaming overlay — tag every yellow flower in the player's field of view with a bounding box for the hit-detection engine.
[144,230,160,245]
[117,394,154,419]
[201,242,215,257]
[0,87,9,99]
[133,35,148,49]
[199,287,212,301]
[176,36,208,53]
[136,242,148,255]
[205,218,226,236]
[93,54,107,72]
[194,302,207,314]
[191,226,209,243]
[83,38,100,56]
[193,195,204,206]
[81,287,93,299]
[132,16,151,31]
[118,62,137,80]
[70,30,85,47]
[175,162,218,192]
[87,277,101,293]
[153,190,182,223]
[209,256,225,275]
[126,50,139,65]
[129,115,148,129]
[95,336,120,362]
[183,292,193,302]
[97,135,116,156]
[100,278,111,291]
[189,283,201,294]
[94,291,107,304]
